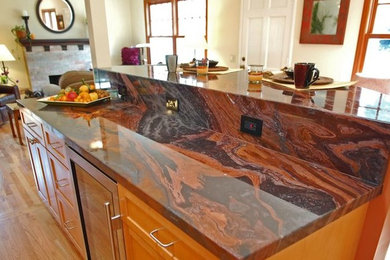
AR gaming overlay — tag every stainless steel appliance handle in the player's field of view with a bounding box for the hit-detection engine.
[149,228,175,248]
[104,202,119,260]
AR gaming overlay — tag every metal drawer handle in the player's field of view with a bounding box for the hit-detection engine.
[56,178,69,187]
[27,137,39,145]
[49,141,63,150]
[149,228,175,248]
[104,202,121,260]
[26,122,37,128]
[64,220,76,230]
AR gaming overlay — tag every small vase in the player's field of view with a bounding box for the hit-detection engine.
[16,30,27,40]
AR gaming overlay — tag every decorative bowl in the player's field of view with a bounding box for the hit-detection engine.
[284,69,294,79]
[208,60,219,68]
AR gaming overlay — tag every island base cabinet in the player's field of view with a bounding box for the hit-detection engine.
[118,185,218,260]
[56,192,86,258]
[24,128,60,223]
[267,203,368,260]
[123,225,162,260]
[21,108,86,259]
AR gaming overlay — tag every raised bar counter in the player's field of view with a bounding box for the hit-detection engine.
[19,66,390,259]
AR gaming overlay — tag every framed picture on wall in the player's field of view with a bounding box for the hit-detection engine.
[300,0,351,44]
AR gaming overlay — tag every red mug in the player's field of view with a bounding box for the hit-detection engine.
[294,63,320,89]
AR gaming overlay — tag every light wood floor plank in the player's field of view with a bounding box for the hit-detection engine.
[0,121,82,260]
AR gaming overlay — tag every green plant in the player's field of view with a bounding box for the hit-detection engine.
[310,2,332,34]
[11,25,29,43]
[11,25,26,35]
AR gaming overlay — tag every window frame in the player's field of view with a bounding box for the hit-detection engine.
[144,0,208,64]
[352,0,390,77]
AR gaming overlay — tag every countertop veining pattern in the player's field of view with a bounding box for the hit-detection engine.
[18,97,381,259]
[18,66,390,259]
[98,68,390,185]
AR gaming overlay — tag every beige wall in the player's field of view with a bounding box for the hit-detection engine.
[129,0,146,46]
[127,0,363,80]
[208,0,241,68]
[85,0,132,67]
[0,0,87,91]
[127,0,241,67]
[106,0,132,65]
[292,0,364,81]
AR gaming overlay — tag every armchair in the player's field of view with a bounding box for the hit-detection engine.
[0,84,20,124]
[40,70,94,97]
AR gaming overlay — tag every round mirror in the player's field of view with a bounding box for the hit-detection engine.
[36,0,74,33]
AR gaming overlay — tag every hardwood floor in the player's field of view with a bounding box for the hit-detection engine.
[0,122,82,259]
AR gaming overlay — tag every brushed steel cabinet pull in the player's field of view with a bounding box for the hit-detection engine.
[104,202,118,260]
[149,228,175,248]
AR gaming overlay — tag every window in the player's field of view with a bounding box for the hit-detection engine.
[353,0,390,77]
[356,88,390,122]
[42,9,58,30]
[144,0,207,64]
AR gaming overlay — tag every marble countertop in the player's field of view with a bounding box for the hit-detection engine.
[18,96,383,259]
[98,65,390,124]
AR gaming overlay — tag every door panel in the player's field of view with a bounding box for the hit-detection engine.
[240,0,295,70]
[267,16,287,69]
[247,18,265,65]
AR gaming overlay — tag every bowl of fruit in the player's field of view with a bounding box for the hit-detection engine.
[38,81,110,106]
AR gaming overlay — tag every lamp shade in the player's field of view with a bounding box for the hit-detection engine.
[0,44,15,62]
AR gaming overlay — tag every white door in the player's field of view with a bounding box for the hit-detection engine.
[239,0,296,70]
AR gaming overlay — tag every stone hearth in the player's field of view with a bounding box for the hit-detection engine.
[22,39,92,91]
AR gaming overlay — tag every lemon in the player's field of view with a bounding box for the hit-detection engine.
[89,92,98,101]
[79,85,89,93]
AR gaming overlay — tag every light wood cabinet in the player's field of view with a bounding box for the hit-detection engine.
[21,108,86,259]
[56,191,86,255]
[118,185,217,260]
[23,118,60,223]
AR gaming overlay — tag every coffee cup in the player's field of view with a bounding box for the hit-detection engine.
[294,63,320,89]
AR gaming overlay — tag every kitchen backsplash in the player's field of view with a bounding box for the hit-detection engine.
[95,68,390,186]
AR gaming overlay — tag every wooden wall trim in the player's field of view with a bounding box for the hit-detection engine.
[19,38,90,52]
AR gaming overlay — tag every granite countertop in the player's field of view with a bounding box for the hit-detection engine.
[18,93,384,259]
[98,65,390,123]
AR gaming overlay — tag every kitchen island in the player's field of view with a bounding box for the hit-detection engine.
[19,66,390,259]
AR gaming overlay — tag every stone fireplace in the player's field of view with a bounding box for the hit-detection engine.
[20,39,92,91]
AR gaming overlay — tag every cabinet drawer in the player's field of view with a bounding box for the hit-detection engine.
[44,125,68,167]
[57,192,86,258]
[20,108,44,144]
[119,185,217,260]
[47,151,76,207]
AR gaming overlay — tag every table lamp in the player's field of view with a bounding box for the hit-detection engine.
[0,44,16,81]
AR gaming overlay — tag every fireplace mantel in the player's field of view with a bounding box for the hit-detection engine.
[19,38,89,52]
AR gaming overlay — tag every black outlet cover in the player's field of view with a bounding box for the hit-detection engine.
[240,115,263,137]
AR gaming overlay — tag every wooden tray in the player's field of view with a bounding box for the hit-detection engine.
[271,73,334,85]
[38,96,110,107]
[182,66,229,72]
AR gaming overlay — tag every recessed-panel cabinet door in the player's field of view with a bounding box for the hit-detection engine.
[24,129,49,204]
[24,128,60,222]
